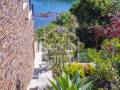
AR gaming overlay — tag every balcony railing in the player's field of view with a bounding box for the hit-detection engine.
[28,0,34,16]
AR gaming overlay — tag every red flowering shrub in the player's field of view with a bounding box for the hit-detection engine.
[94,11,120,39]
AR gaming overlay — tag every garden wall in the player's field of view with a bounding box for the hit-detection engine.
[0,0,34,90]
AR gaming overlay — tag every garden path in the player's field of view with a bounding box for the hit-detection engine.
[27,42,53,90]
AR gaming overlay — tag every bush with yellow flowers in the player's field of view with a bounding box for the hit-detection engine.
[63,62,95,78]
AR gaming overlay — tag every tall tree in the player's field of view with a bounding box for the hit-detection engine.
[70,0,119,28]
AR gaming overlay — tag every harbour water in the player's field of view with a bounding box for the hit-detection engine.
[30,0,74,29]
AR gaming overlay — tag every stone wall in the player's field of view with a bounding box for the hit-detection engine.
[0,0,34,90]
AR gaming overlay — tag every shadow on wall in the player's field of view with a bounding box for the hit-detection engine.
[16,79,21,90]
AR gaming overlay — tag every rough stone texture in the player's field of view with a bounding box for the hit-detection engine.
[0,0,34,90]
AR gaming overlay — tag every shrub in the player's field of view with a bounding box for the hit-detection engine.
[63,62,84,77]
[87,48,117,79]
[86,38,120,89]
[79,49,92,62]
[93,13,120,40]
[76,13,120,49]
[102,37,120,54]
[63,62,95,78]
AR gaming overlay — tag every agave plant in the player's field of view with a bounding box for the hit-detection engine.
[49,72,93,90]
